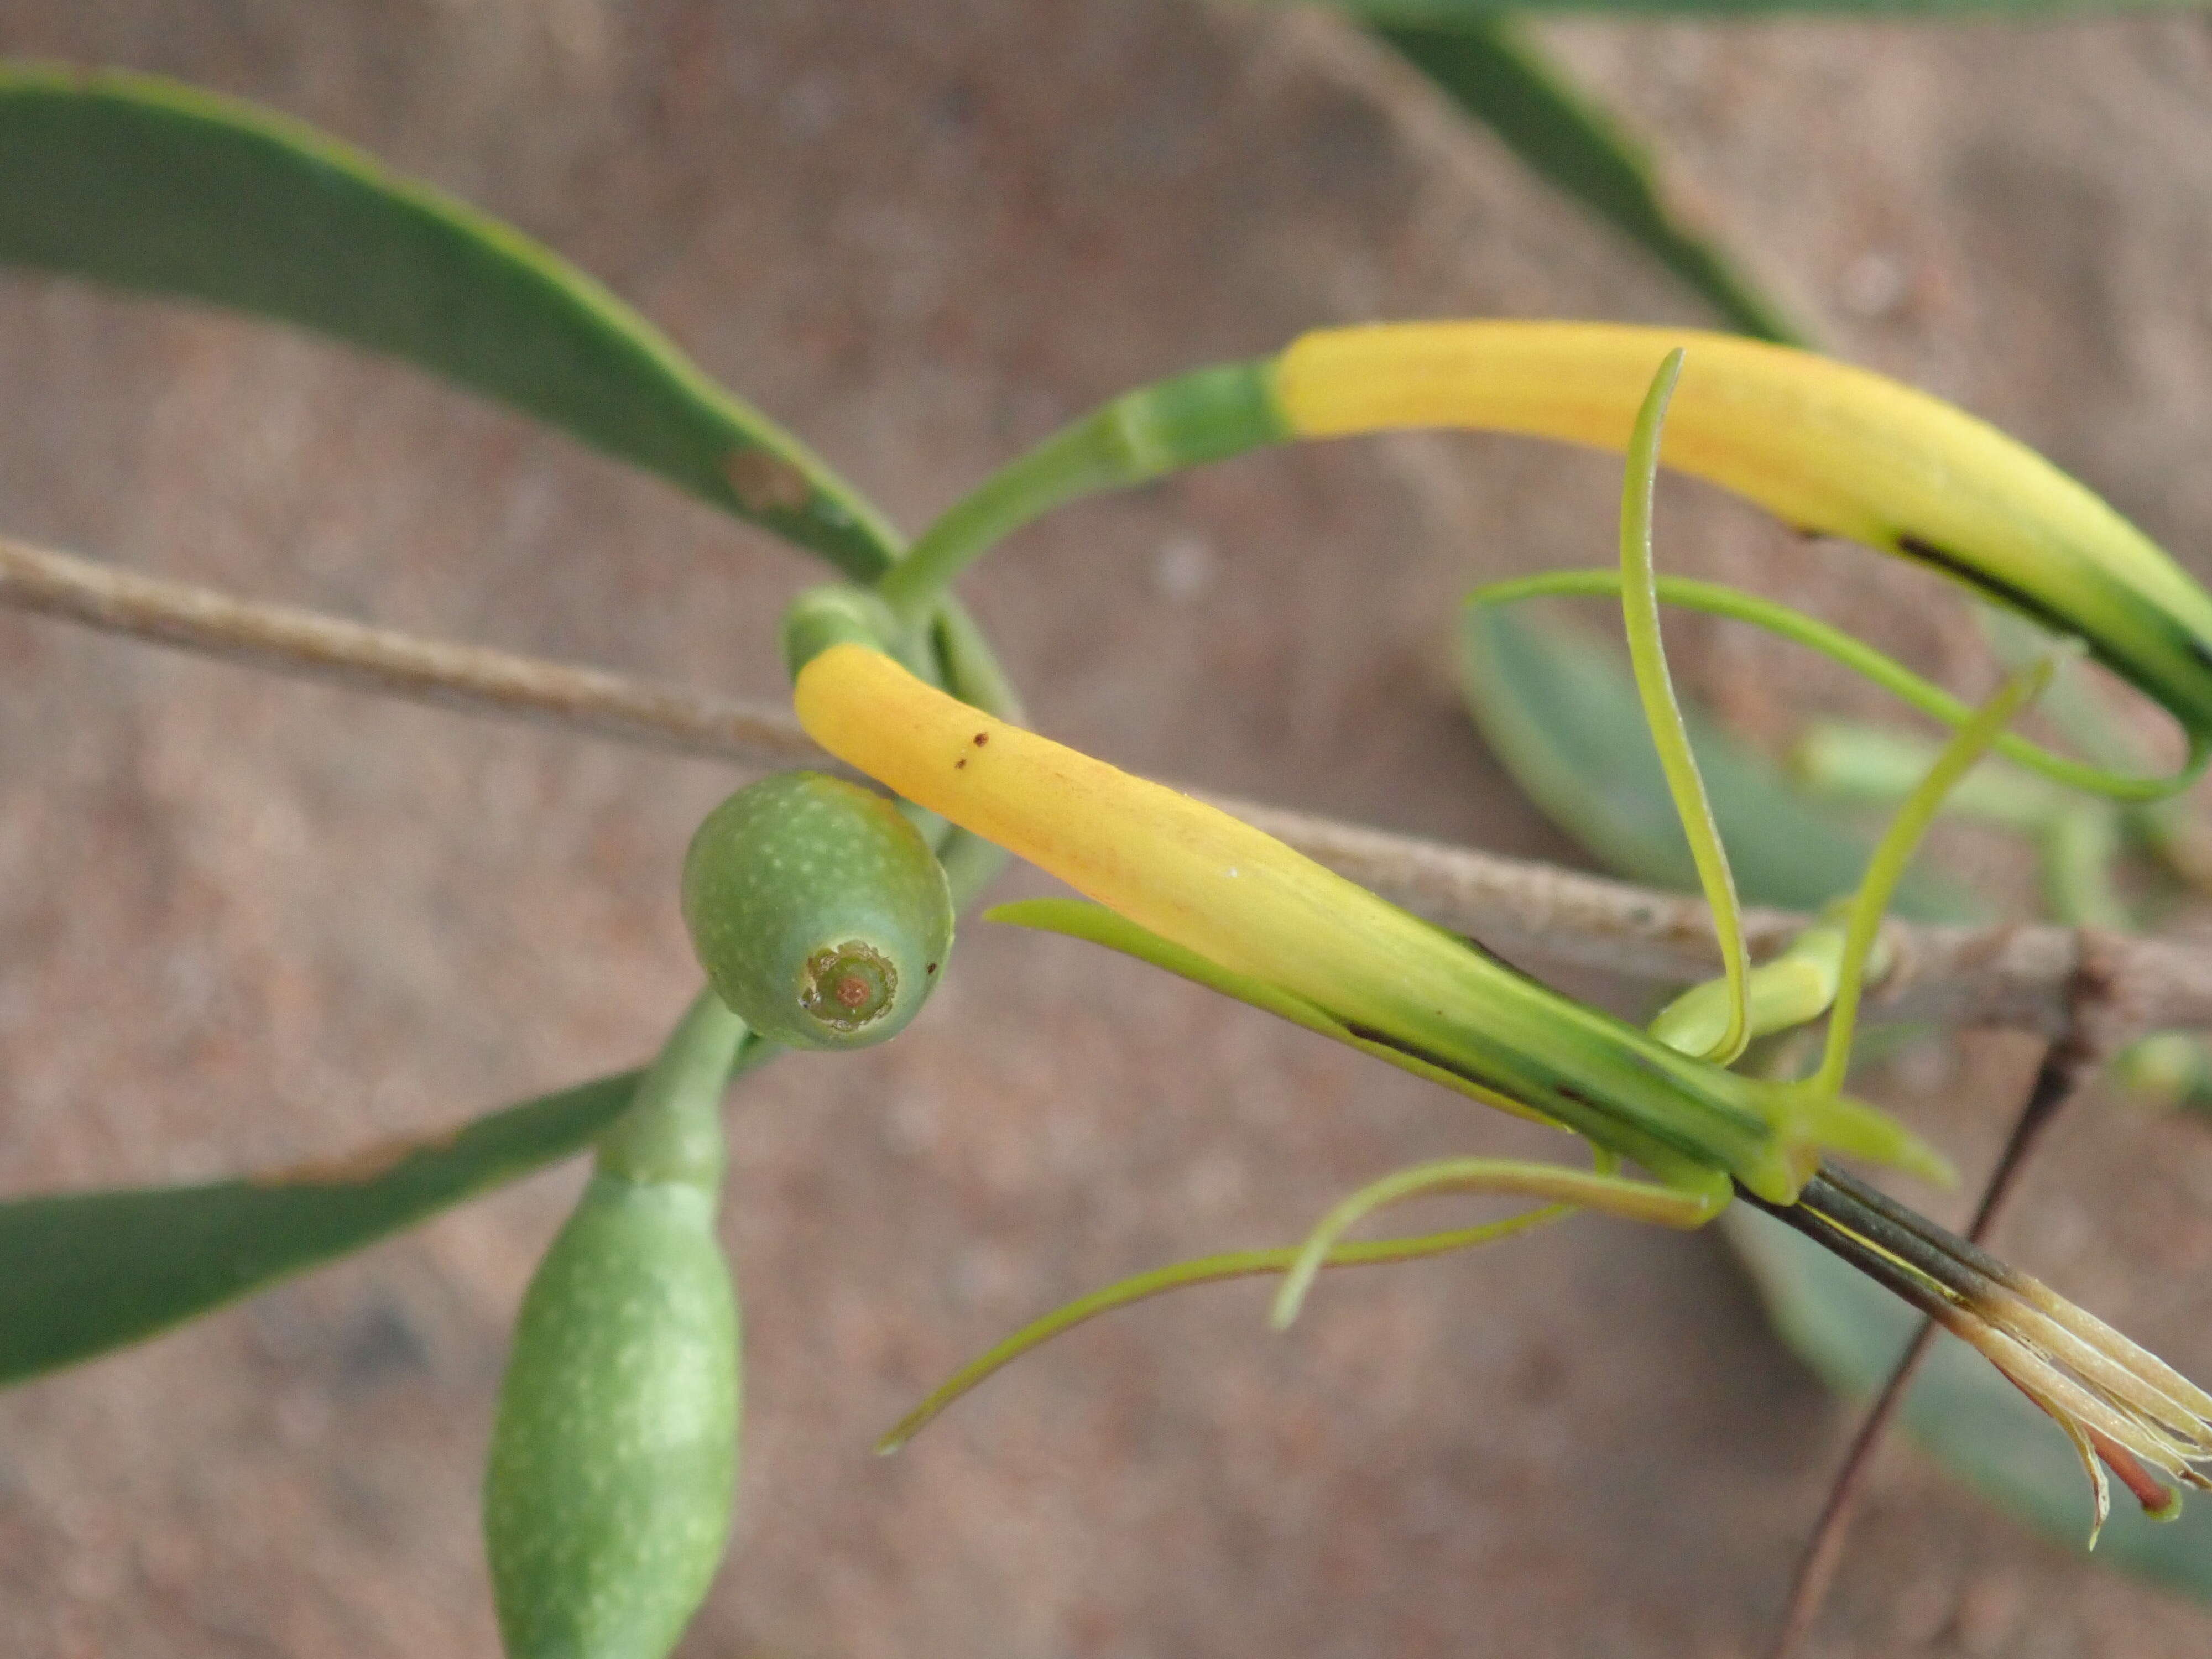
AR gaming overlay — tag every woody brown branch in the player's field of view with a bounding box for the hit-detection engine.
[4,533,2204,1062]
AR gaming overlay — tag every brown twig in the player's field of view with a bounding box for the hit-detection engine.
[4,533,2208,1058]
[1765,1040,2099,1659]
[0,534,820,772]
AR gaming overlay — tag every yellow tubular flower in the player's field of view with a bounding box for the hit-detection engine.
[1275,322,2212,735]
[795,640,1817,1203]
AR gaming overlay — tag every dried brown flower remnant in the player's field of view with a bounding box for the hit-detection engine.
[1744,1167,2212,1539]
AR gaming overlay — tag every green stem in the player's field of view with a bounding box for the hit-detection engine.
[874,361,1287,625]
[931,599,1027,727]
[922,600,1021,907]
[595,989,749,1191]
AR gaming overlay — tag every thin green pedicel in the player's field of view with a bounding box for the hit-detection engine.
[875,359,1287,625]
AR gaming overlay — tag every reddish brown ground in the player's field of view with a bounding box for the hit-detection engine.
[4,4,2212,1655]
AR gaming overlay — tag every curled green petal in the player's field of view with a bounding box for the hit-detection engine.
[1783,1092,1955,1188]
[1270,1155,1724,1332]
[1615,351,1749,1063]
[1648,921,1849,1060]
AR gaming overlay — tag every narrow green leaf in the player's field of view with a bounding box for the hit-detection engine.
[0,64,900,580]
[0,1055,753,1385]
[1359,18,1808,345]
[1456,599,1982,922]
[1726,1205,2212,1600]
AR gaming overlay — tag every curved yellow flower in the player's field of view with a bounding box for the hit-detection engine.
[797,640,2212,1525]
[797,639,1833,1203]
[880,320,2212,775]
[1274,322,2212,736]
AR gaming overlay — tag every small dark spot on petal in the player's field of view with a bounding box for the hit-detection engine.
[926,962,937,974]
[955,757,967,769]
[973,732,989,746]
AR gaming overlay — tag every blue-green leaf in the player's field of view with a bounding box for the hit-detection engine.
[0,1043,761,1385]
[1457,599,1982,922]
[1355,17,1807,345]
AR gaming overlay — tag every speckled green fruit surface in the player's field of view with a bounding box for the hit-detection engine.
[485,991,744,1659]
[484,1176,739,1659]
[681,771,954,1050]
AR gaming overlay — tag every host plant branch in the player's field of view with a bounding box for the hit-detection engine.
[0,533,821,773]
[3,529,2204,1059]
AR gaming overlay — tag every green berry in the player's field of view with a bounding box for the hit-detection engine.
[681,771,953,1050]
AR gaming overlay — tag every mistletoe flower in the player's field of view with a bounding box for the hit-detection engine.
[800,641,1829,1208]
[794,637,2212,1529]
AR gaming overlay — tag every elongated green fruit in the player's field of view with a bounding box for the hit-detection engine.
[682,773,953,1050]
[486,1182,737,1656]
[486,991,745,1659]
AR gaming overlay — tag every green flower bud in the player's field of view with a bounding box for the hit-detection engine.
[681,771,953,1050]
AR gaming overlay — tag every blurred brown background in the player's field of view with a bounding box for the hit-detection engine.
[4,3,2212,1655]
